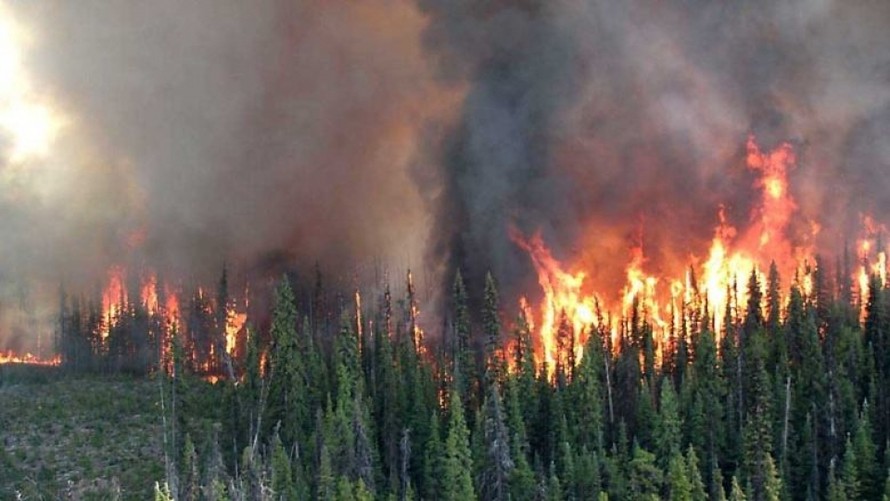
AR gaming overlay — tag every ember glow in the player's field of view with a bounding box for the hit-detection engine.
[0,350,59,366]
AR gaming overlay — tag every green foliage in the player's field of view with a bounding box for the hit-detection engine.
[264,276,308,449]
[41,262,890,500]
[627,443,662,499]
[667,452,692,501]
[442,391,475,501]
[728,475,746,501]
[656,380,681,466]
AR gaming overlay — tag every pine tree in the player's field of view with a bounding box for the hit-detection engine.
[667,452,692,501]
[423,411,443,500]
[264,276,307,449]
[482,272,504,386]
[271,432,296,500]
[442,391,475,501]
[656,380,681,468]
[841,436,859,499]
[685,446,707,501]
[513,305,538,449]
[575,328,604,453]
[728,475,746,501]
[181,433,200,501]
[318,443,335,501]
[452,271,474,409]
[826,460,845,501]
[762,453,782,501]
[627,442,662,499]
[505,374,535,500]
[854,403,879,499]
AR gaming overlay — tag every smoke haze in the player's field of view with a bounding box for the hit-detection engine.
[0,0,889,347]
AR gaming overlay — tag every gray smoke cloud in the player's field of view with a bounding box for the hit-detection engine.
[0,0,452,350]
[0,0,889,350]
[417,0,890,304]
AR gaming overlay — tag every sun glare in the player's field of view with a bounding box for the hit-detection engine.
[0,6,61,164]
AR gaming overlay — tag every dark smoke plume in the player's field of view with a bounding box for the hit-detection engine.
[1,0,889,348]
[418,0,890,305]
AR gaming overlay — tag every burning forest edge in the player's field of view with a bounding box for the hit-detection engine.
[16,136,887,381]
[1,0,890,498]
[1,137,887,498]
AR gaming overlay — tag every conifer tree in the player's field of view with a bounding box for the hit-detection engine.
[442,391,475,501]
[181,433,200,501]
[482,272,504,386]
[575,330,604,453]
[685,446,707,501]
[264,277,307,449]
[271,432,296,500]
[762,453,782,501]
[627,442,663,500]
[728,475,746,501]
[423,411,443,500]
[826,460,845,501]
[318,443,335,501]
[667,452,692,501]
[452,271,474,402]
[656,380,681,468]
[854,402,879,499]
[841,436,859,499]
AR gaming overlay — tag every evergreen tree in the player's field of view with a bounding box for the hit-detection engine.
[854,403,879,499]
[271,432,296,500]
[423,411,443,500]
[656,380,681,468]
[685,446,707,501]
[442,391,475,501]
[452,271,474,404]
[667,452,692,501]
[826,460,845,501]
[627,442,662,500]
[728,475,746,501]
[264,277,307,449]
[482,272,504,386]
[181,433,200,501]
[841,436,859,499]
[762,453,782,501]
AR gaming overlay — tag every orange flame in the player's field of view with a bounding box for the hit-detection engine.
[512,136,820,371]
[0,351,60,366]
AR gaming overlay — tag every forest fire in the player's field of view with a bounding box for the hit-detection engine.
[0,350,60,366]
[509,136,860,372]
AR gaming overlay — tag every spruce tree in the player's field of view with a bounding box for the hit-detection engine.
[271,432,296,500]
[482,272,504,386]
[423,411,443,500]
[627,442,662,500]
[442,391,475,501]
[667,452,692,501]
[841,436,859,499]
[656,380,681,468]
[728,475,746,501]
[452,271,474,404]
[264,277,307,449]
[685,446,707,501]
[854,403,879,499]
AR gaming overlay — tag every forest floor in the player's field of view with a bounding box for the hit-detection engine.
[0,366,165,500]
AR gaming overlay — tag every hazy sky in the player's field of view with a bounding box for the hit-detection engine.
[0,1,888,348]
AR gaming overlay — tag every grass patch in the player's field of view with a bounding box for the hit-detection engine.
[0,371,165,499]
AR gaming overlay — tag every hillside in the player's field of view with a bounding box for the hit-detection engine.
[0,369,165,499]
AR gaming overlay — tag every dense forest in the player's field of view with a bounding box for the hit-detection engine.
[53,260,890,501]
